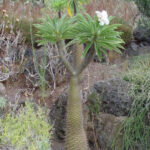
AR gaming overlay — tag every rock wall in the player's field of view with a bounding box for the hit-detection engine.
[50,78,132,150]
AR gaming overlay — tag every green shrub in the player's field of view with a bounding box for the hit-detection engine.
[134,0,150,17]
[16,18,37,44]
[110,17,127,25]
[126,0,150,30]
[0,97,6,109]
[134,0,150,30]
[113,54,150,150]
[138,16,150,30]
[125,0,150,17]
[88,92,102,115]
[0,101,51,150]
[0,13,37,45]
[110,17,133,45]
[118,25,133,45]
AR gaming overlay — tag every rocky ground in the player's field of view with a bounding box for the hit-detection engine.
[0,6,150,148]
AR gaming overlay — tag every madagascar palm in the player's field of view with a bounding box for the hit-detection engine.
[35,7,124,150]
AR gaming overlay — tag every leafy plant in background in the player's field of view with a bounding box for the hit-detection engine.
[38,49,47,100]
[133,0,150,17]
[112,54,150,150]
[88,92,102,115]
[135,0,150,31]
[0,101,51,150]
[110,17,133,45]
[35,0,124,149]
[137,17,150,30]
[0,97,6,109]
[125,0,150,17]
[11,0,44,5]
[45,0,67,11]
[126,0,150,30]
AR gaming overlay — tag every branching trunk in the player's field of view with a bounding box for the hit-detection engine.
[76,46,95,76]
[56,41,94,150]
[57,41,75,76]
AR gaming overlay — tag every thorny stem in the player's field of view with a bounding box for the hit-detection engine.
[57,41,76,76]
[76,45,95,76]
[57,41,95,77]
[71,1,94,75]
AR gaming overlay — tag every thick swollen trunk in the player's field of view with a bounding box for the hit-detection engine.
[65,76,88,150]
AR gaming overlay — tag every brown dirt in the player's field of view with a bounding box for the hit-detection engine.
[2,59,127,109]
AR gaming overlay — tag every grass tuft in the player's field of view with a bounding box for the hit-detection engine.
[113,54,150,150]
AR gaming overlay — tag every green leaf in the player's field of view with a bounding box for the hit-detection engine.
[65,39,78,48]
[108,16,115,21]
[34,15,76,45]
[94,42,102,60]
[100,48,108,56]
[82,42,92,57]
[112,48,122,54]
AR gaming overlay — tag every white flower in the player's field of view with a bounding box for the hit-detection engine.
[95,10,109,26]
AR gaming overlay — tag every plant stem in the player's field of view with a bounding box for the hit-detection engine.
[73,0,77,15]
[56,41,76,76]
[66,76,88,150]
[76,45,95,75]
[57,41,94,150]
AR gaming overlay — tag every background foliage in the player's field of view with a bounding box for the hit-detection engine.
[113,55,150,150]
[0,102,51,150]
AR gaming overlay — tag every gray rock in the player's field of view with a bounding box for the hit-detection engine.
[24,48,33,58]
[87,113,126,150]
[0,83,6,96]
[125,42,139,56]
[133,27,150,44]
[89,78,132,116]
[130,42,139,51]
[50,91,67,141]
[125,43,150,57]
[49,78,133,149]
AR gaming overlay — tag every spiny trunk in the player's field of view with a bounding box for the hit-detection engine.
[65,76,88,150]
[74,44,83,70]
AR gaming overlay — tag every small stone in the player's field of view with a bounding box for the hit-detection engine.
[0,83,6,96]
[87,113,126,150]
[89,78,132,116]
[133,27,150,44]
[24,48,33,58]
[130,42,138,51]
